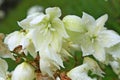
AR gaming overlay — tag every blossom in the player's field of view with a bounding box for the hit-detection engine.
[63,12,120,62]
[4,31,37,58]
[67,57,104,80]
[11,62,35,80]
[18,7,69,52]
[18,7,69,77]
[0,58,8,80]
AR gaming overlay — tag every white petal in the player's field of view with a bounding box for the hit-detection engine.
[52,18,69,38]
[50,32,62,52]
[67,63,96,80]
[80,35,94,56]
[96,14,108,27]
[40,58,60,78]
[4,31,24,51]
[82,12,95,26]
[106,43,120,59]
[46,7,61,18]
[18,13,42,29]
[99,30,120,48]
[12,62,35,80]
[63,15,84,32]
[31,28,52,51]
[30,14,46,25]
[93,43,106,62]
[40,46,64,68]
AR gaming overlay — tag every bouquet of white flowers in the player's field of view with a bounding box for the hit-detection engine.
[0,7,120,80]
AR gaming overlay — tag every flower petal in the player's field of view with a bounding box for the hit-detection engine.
[67,63,97,80]
[46,7,61,19]
[99,30,120,48]
[18,13,42,29]
[63,15,84,32]
[82,12,95,26]
[106,43,120,59]
[96,14,108,27]
[93,42,106,62]
[12,62,35,80]
[80,35,94,56]
[52,18,69,38]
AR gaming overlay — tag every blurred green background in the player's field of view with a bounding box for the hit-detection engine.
[0,0,120,80]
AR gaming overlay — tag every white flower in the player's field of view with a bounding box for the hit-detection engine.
[0,58,8,80]
[63,12,120,62]
[12,62,35,80]
[18,7,69,77]
[67,57,104,80]
[18,7,69,52]
[4,31,37,58]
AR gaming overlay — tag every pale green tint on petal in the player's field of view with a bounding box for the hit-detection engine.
[31,28,52,51]
[80,34,94,56]
[12,62,35,80]
[99,30,120,48]
[46,7,61,19]
[106,43,120,59]
[50,32,62,52]
[0,58,8,80]
[96,14,108,28]
[83,57,105,77]
[93,42,106,62]
[63,15,84,32]
[52,18,69,38]
[67,30,81,44]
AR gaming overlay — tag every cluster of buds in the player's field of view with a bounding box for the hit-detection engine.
[0,6,120,80]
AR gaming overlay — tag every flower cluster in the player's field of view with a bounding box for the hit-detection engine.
[0,7,120,80]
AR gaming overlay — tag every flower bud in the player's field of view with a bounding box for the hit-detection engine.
[12,62,35,80]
